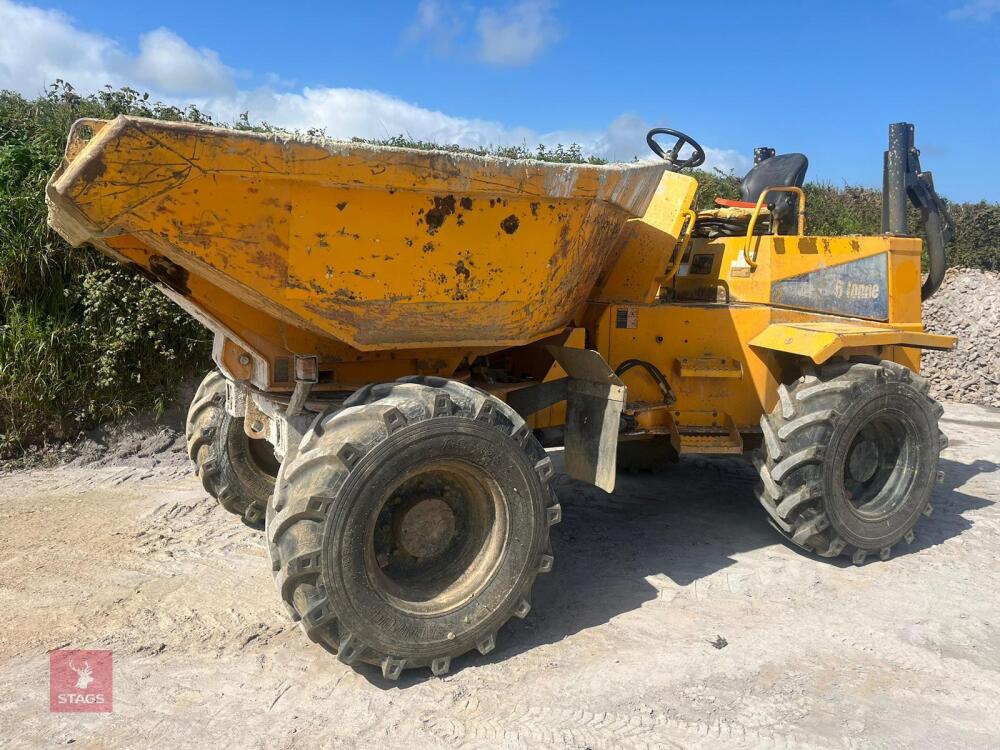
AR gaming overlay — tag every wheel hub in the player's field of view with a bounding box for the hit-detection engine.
[847,439,879,483]
[396,498,456,558]
[841,412,915,519]
[371,463,507,613]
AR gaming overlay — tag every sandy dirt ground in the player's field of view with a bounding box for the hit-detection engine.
[1,402,998,749]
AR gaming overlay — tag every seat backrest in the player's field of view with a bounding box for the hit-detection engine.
[739,153,808,233]
[739,153,809,203]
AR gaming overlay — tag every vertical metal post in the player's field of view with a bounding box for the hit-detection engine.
[882,122,912,234]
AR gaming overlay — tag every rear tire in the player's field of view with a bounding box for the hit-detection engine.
[266,376,559,679]
[186,370,279,527]
[754,358,946,564]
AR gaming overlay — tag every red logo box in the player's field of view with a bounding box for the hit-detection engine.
[49,650,112,713]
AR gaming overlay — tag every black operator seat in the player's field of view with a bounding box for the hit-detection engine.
[739,152,809,205]
[716,152,809,234]
[695,149,809,238]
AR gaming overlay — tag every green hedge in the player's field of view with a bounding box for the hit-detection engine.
[1,84,998,453]
[0,85,214,454]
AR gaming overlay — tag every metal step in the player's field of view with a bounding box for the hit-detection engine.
[678,431,744,454]
[677,357,743,379]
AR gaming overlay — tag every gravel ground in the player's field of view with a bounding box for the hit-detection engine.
[922,267,1000,408]
[1,402,998,749]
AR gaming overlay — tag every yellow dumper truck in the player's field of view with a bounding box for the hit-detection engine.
[47,118,954,678]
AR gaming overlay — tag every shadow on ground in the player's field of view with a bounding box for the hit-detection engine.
[361,452,998,687]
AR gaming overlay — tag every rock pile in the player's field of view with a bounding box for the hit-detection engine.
[921,267,1000,408]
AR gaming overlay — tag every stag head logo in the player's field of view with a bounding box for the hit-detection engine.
[69,661,94,689]
[50,649,112,713]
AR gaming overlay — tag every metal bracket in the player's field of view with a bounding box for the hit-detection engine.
[287,355,318,417]
[546,346,627,493]
[506,378,569,418]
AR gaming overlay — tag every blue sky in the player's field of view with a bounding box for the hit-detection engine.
[3,0,998,201]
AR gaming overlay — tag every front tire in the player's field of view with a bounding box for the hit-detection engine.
[754,359,946,564]
[266,376,559,679]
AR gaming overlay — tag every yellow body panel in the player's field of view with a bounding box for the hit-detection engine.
[592,170,699,303]
[749,322,955,364]
[46,117,955,452]
[47,116,665,378]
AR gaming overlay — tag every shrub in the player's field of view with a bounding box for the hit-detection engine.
[0,84,214,454]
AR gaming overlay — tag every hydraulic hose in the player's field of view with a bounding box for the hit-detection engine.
[614,359,674,404]
[921,208,948,301]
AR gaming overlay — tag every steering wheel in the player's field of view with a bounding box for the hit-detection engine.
[646,128,706,170]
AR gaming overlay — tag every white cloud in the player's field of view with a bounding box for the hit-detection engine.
[0,0,748,176]
[133,28,233,94]
[947,0,1000,20]
[0,0,121,95]
[403,0,562,66]
[0,0,232,96]
[195,91,750,174]
[475,0,562,66]
[701,147,750,176]
[204,86,538,147]
[403,0,466,54]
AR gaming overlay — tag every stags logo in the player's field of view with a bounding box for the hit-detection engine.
[50,650,112,713]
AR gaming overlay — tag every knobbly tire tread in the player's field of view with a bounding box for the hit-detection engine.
[266,376,559,679]
[754,358,945,564]
[185,370,277,527]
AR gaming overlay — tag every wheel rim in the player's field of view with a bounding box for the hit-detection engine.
[841,410,919,520]
[368,459,509,617]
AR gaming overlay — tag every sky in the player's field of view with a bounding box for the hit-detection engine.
[1,0,998,202]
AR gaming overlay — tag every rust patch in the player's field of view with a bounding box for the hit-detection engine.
[530,202,539,216]
[78,152,106,183]
[500,214,520,234]
[250,249,288,278]
[455,260,471,280]
[336,201,348,211]
[317,233,329,248]
[422,242,435,254]
[147,255,190,296]
[425,195,457,234]
[460,197,473,210]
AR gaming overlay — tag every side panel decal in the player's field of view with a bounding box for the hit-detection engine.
[771,253,889,321]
